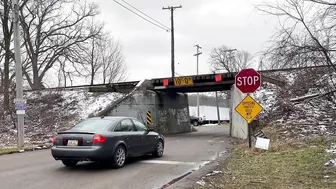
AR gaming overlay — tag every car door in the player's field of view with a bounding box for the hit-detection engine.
[115,119,141,156]
[132,119,156,153]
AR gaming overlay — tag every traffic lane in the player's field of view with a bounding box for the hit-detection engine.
[0,149,52,173]
[0,152,204,189]
[0,160,197,189]
[0,125,230,189]
[161,125,229,163]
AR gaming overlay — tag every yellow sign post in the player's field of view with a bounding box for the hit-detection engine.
[235,95,263,123]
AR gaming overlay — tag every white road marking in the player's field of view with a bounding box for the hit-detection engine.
[140,160,196,165]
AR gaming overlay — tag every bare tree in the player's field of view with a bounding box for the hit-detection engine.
[209,45,253,73]
[19,0,101,90]
[257,0,336,70]
[0,0,15,112]
[0,49,4,94]
[57,57,74,87]
[70,32,127,85]
[101,37,127,84]
[257,0,336,103]
[74,34,103,85]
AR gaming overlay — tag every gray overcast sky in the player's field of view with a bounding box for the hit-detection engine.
[90,0,279,81]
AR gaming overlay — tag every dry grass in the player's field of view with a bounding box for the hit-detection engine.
[0,147,33,155]
[0,144,52,155]
[195,126,336,189]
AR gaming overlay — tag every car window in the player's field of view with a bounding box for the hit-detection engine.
[132,119,148,131]
[71,119,114,132]
[115,119,136,132]
[114,123,123,132]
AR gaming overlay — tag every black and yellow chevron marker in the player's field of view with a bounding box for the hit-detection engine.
[146,111,152,125]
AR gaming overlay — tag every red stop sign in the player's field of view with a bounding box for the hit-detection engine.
[235,68,261,93]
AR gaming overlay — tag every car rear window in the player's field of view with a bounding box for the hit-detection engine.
[70,119,115,132]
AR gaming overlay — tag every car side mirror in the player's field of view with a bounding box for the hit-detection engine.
[148,128,154,132]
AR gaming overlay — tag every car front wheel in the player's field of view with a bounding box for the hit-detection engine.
[192,120,199,126]
[153,140,164,157]
[62,160,78,167]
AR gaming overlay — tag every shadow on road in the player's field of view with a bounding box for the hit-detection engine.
[54,155,158,172]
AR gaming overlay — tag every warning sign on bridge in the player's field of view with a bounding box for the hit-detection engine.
[146,111,152,125]
[235,95,263,123]
[173,76,193,86]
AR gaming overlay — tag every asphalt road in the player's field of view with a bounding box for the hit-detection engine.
[0,125,231,189]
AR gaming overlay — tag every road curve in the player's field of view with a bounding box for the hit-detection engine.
[0,125,230,189]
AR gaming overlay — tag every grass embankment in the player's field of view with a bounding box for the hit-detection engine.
[0,147,32,155]
[0,144,52,155]
[196,127,336,189]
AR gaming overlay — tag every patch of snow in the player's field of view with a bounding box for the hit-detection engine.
[319,125,327,132]
[290,93,319,102]
[196,180,206,186]
[61,91,123,119]
[325,144,336,154]
[324,143,336,167]
[195,170,223,187]
[203,124,221,126]
[135,80,145,88]
[324,159,336,166]
[206,170,222,176]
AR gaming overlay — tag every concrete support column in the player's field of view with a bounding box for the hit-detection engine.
[230,85,248,139]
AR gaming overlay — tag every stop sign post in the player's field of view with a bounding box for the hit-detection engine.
[235,68,261,94]
[235,68,262,149]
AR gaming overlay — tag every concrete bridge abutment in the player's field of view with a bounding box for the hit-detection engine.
[230,85,248,139]
[103,90,191,135]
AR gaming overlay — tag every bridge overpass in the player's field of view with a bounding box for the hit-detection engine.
[84,71,285,140]
[19,65,329,93]
[88,71,285,93]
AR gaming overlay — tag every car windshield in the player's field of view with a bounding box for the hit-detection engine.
[70,118,116,132]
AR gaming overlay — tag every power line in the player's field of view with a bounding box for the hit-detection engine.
[112,0,170,32]
[120,0,170,31]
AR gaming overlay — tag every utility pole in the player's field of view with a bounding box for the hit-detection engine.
[194,45,202,117]
[215,91,221,125]
[162,5,182,78]
[12,0,25,147]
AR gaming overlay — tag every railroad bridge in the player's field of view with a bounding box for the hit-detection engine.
[87,71,285,139]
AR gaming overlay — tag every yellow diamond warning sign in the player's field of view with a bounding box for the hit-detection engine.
[235,95,263,123]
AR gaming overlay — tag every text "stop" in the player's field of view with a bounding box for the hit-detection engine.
[236,76,259,86]
[235,68,261,94]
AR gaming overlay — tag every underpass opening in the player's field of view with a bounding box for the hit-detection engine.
[152,74,234,138]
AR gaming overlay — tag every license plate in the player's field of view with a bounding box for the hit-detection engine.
[173,76,193,86]
[67,140,78,146]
